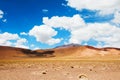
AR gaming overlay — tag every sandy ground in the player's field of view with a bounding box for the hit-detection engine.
[0,60,120,80]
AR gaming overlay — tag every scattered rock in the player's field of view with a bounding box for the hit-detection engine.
[71,66,74,68]
[79,74,88,80]
[42,72,47,74]
[89,69,92,71]
[27,65,31,68]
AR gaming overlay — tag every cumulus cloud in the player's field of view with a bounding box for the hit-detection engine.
[15,38,28,49]
[0,10,4,19]
[0,32,29,48]
[29,25,62,45]
[0,32,20,46]
[0,32,19,41]
[66,0,120,15]
[41,14,120,48]
[43,14,85,31]
[69,23,120,48]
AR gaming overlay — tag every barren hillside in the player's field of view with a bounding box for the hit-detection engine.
[0,44,120,59]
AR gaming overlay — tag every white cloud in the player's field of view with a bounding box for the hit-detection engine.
[0,10,4,19]
[43,14,85,31]
[33,47,40,50]
[20,32,28,35]
[30,44,34,47]
[66,0,120,15]
[0,32,29,49]
[15,38,27,45]
[0,32,20,46]
[42,14,120,48]
[0,32,20,41]
[29,25,62,45]
[0,40,12,46]
[69,23,120,48]
[111,11,120,25]
[15,38,29,49]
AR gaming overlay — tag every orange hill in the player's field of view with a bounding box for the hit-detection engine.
[0,44,120,59]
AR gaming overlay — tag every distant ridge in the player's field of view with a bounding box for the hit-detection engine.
[55,43,81,48]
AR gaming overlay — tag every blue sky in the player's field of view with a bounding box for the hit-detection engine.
[0,0,120,49]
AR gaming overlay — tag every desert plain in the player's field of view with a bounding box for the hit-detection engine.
[0,45,120,80]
